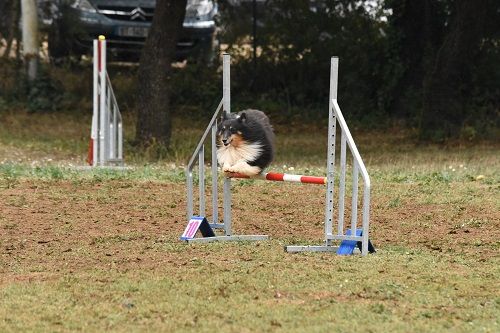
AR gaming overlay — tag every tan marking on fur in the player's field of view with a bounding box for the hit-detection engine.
[230,134,243,148]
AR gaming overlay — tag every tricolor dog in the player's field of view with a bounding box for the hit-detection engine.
[216,109,275,176]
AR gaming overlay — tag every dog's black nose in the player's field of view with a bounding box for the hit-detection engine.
[222,139,229,146]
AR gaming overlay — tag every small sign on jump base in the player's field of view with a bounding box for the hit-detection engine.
[180,216,215,240]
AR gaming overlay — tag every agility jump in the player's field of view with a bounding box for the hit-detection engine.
[87,35,124,167]
[183,54,374,255]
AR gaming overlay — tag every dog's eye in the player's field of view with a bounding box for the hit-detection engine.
[230,127,236,133]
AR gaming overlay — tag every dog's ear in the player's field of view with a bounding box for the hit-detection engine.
[238,112,247,123]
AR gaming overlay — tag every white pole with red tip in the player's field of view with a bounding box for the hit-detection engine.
[98,35,107,166]
[88,35,124,167]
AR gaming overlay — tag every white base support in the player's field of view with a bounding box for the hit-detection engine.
[185,235,269,243]
[286,245,339,253]
[73,165,133,171]
[209,223,226,229]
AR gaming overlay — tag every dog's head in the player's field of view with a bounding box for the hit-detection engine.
[217,111,248,147]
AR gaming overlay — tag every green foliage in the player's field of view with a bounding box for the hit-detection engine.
[27,71,64,113]
[218,0,389,125]
[0,60,83,113]
[0,97,8,111]
[0,59,24,102]
[0,164,188,184]
[1,0,497,142]
[169,63,221,118]
[215,0,499,138]
[383,0,500,140]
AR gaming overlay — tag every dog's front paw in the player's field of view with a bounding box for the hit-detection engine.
[222,165,236,177]
[224,165,239,174]
[226,162,262,176]
[237,168,262,176]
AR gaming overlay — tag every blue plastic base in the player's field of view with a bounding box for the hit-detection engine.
[337,229,376,255]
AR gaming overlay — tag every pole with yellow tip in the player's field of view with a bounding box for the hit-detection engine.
[98,35,106,165]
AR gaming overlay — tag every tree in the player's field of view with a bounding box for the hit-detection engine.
[0,0,20,59]
[383,0,445,119]
[20,0,39,80]
[136,0,187,148]
[383,0,499,140]
[421,0,496,140]
[218,0,386,118]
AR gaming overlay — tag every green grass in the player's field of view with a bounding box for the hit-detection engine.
[0,109,499,332]
[1,245,498,332]
[0,163,186,185]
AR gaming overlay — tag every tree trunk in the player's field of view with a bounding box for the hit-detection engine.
[20,0,39,81]
[386,0,444,119]
[420,0,490,140]
[135,0,187,148]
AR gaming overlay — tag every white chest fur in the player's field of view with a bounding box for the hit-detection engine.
[217,142,262,167]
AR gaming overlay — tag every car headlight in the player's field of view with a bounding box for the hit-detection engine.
[71,0,97,13]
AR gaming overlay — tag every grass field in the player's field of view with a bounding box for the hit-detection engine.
[0,109,499,332]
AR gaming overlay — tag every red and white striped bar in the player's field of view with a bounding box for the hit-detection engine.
[228,172,327,185]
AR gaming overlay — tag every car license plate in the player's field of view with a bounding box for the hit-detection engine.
[117,26,149,38]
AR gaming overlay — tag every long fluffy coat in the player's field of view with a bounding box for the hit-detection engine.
[216,109,275,176]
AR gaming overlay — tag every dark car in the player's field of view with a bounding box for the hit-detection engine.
[47,0,217,61]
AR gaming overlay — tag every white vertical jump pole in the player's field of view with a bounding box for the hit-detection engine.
[222,53,232,236]
[108,93,114,159]
[98,35,107,166]
[211,110,218,226]
[324,57,338,244]
[91,40,99,167]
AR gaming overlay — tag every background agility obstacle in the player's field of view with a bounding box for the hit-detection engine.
[87,35,124,167]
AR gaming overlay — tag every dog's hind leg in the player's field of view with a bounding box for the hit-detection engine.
[225,160,262,176]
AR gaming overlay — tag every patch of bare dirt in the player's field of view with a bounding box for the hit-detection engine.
[0,180,498,282]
